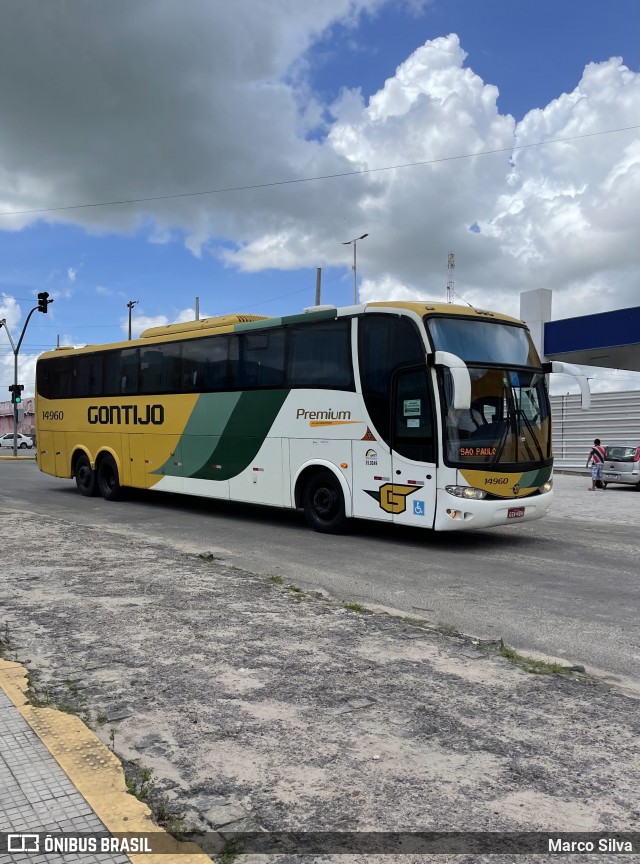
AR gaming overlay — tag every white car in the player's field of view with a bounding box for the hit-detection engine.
[0,432,34,449]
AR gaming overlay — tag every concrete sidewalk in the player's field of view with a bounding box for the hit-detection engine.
[0,661,211,864]
[0,688,130,864]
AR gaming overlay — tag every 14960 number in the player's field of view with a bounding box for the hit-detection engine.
[42,410,64,421]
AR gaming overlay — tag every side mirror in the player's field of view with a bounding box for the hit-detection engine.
[428,351,471,410]
[542,361,591,410]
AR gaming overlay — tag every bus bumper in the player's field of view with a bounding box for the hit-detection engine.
[433,489,554,531]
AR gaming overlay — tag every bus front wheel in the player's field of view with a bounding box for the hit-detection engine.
[303,470,348,534]
[75,453,97,497]
[97,454,123,501]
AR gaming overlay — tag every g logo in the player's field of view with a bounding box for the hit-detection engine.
[365,483,419,514]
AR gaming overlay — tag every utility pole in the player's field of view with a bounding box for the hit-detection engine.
[195,297,200,321]
[127,300,139,340]
[0,292,53,456]
[315,268,322,306]
[342,234,369,304]
[447,251,455,303]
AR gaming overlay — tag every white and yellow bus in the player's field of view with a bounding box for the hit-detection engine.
[36,301,566,533]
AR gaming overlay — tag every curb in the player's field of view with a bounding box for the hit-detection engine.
[0,659,212,864]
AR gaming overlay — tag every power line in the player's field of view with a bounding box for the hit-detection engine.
[0,126,637,218]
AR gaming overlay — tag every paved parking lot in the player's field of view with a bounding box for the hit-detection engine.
[1,489,639,861]
[550,470,640,524]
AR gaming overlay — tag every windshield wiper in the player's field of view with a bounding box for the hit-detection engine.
[517,407,544,463]
[489,395,514,467]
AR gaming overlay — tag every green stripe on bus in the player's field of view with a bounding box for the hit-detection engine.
[520,465,552,487]
[233,309,336,333]
[191,389,290,480]
[158,389,291,481]
[234,318,283,332]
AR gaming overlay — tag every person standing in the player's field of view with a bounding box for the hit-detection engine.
[586,438,606,490]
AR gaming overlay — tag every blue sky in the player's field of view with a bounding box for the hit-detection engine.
[1,0,639,395]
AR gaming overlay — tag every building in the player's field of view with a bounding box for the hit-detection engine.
[551,390,640,469]
[0,397,36,437]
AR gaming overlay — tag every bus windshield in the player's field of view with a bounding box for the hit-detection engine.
[442,367,551,467]
[426,317,541,366]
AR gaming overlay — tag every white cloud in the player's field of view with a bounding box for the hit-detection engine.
[222,36,640,321]
[67,267,78,282]
[0,296,38,398]
[0,294,22,334]
[0,0,386,239]
[96,285,113,296]
[122,307,211,339]
[123,313,168,340]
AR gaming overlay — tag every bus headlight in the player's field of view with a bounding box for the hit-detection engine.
[540,480,553,493]
[445,485,487,500]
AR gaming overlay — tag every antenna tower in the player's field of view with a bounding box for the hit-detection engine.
[446,251,455,303]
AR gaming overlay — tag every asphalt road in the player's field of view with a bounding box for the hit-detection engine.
[2,460,639,683]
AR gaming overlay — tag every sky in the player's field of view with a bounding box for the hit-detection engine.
[1,0,639,397]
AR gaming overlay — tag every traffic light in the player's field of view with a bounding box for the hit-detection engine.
[9,384,24,404]
[37,291,50,313]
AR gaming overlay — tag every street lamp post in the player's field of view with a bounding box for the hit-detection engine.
[342,233,369,304]
[127,300,139,341]
[0,292,53,456]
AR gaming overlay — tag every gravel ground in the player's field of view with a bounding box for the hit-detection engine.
[1,507,639,863]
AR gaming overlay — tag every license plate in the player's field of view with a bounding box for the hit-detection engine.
[508,506,525,519]
[603,473,619,480]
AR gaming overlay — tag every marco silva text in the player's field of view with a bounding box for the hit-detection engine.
[549,837,634,853]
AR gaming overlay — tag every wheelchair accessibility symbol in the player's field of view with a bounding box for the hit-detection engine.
[413,500,425,516]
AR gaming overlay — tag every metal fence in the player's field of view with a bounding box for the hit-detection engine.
[551,390,640,468]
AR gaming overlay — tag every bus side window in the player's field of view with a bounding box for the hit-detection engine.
[52,357,73,398]
[287,320,352,389]
[74,353,104,397]
[140,343,182,394]
[233,330,285,389]
[182,336,229,392]
[104,349,139,395]
[358,315,425,445]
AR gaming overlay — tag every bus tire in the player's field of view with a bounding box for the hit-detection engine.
[97,454,123,501]
[75,453,97,497]
[303,470,348,534]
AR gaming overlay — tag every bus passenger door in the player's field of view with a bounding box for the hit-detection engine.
[390,367,437,528]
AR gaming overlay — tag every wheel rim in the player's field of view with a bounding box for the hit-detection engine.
[77,464,92,490]
[312,484,339,521]
[103,465,116,492]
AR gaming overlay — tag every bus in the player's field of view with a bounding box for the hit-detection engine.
[34,301,588,533]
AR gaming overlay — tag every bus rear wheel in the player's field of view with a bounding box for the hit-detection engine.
[303,470,348,534]
[75,453,97,497]
[97,454,123,501]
